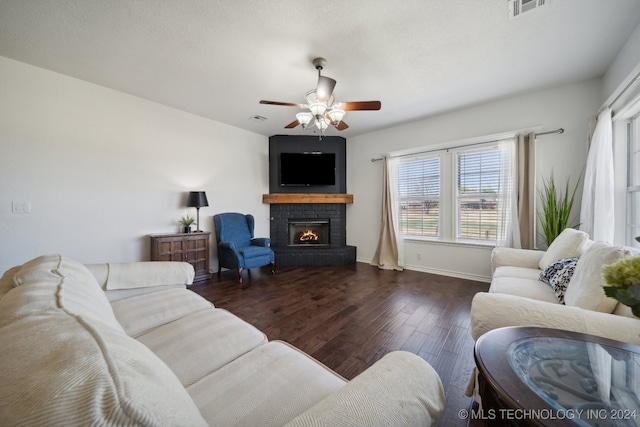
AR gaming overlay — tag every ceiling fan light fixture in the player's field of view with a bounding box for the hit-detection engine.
[327,108,345,125]
[316,117,330,131]
[259,58,380,135]
[296,112,313,129]
[308,102,327,118]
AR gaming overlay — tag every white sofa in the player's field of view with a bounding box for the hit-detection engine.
[465,228,640,398]
[0,254,445,427]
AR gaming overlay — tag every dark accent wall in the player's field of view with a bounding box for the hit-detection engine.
[267,134,354,266]
[269,135,346,194]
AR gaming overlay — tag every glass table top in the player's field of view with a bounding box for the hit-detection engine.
[508,337,640,426]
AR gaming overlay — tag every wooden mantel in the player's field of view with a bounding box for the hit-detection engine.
[262,193,353,204]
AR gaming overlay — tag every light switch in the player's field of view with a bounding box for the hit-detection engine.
[12,202,31,213]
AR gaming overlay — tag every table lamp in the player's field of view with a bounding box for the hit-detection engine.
[186,191,209,232]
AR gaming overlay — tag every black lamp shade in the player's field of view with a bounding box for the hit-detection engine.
[187,191,209,208]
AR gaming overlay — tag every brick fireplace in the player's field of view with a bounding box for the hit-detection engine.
[264,195,356,267]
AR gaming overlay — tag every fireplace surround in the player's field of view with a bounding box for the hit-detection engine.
[268,202,356,266]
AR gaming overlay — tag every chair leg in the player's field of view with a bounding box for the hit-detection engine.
[270,262,275,274]
[237,268,243,283]
[218,265,222,276]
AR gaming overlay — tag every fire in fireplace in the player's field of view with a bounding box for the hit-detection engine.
[288,219,330,246]
[298,229,319,242]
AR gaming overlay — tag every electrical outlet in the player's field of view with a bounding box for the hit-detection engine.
[416,253,422,260]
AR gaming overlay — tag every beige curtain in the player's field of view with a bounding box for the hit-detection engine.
[371,156,403,271]
[517,132,536,249]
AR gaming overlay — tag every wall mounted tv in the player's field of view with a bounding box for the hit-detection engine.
[280,152,336,186]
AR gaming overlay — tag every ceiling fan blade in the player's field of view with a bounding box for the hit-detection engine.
[316,76,337,102]
[335,120,349,131]
[284,119,300,129]
[336,101,382,111]
[260,100,304,108]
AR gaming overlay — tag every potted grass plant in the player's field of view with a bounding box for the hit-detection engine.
[537,173,581,247]
[179,215,196,233]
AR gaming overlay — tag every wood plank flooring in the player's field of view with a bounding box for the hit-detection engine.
[189,262,489,426]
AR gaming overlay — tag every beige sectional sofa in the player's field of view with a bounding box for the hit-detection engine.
[0,254,445,426]
[466,228,640,399]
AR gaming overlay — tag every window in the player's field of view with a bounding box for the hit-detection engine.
[396,155,440,237]
[394,137,516,245]
[456,147,500,242]
[628,113,640,246]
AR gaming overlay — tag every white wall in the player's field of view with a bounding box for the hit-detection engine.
[602,23,640,106]
[0,56,269,273]
[347,79,603,282]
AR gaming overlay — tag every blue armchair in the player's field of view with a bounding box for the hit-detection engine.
[213,212,275,283]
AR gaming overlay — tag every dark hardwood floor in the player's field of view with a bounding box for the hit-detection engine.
[189,262,489,426]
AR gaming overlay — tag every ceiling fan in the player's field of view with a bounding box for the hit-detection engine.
[259,57,381,135]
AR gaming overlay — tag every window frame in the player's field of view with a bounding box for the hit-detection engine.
[392,131,523,247]
[627,113,640,247]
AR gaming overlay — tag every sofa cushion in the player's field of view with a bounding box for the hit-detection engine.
[489,276,561,304]
[103,261,195,290]
[111,287,212,337]
[4,254,123,332]
[0,255,207,427]
[470,292,640,345]
[493,266,542,281]
[538,228,589,269]
[0,312,207,426]
[539,257,578,304]
[188,341,347,427]
[284,351,445,427]
[240,245,273,260]
[0,266,20,301]
[564,242,631,313]
[137,308,268,387]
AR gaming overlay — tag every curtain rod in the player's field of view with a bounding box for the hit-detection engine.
[601,70,640,114]
[370,128,564,162]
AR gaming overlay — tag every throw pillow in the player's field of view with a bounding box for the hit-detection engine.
[563,242,631,313]
[538,228,589,269]
[539,257,578,304]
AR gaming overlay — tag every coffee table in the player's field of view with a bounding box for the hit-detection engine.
[474,326,640,427]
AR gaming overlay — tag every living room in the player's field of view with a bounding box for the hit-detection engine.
[2,2,640,425]
[0,1,639,276]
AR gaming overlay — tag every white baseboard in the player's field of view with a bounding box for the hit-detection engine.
[357,257,491,283]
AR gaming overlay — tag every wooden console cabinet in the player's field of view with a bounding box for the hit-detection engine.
[149,232,212,283]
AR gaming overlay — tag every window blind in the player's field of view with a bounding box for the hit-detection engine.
[456,147,500,242]
[396,155,440,237]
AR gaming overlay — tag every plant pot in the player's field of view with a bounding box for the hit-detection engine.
[183,226,192,233]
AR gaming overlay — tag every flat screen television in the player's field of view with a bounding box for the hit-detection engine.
[280,152,336,186]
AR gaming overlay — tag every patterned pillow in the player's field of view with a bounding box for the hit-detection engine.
[539,257,579,304]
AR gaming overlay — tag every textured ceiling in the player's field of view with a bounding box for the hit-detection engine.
[1,0,639,138]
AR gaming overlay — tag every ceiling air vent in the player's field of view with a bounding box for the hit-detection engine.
[249,114,268,122]
[509,0,548,19]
